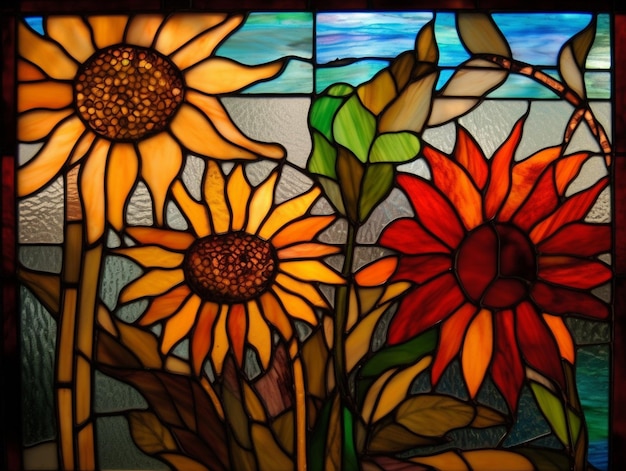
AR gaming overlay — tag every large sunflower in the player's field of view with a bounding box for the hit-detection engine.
[114,162,344,375]
[17,13,286,242]
[380,114,611,411]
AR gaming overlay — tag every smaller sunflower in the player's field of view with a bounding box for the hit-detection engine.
[380,114,611,411]
[115,162,344,375]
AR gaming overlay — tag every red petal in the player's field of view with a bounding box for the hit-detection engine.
[380,218,451,254]
[397,174,465,248]
[511,166,559,230]
[492,309,525,412]
[394,254,452,284]
[538,223,610,257]
[484,115,525,219]
[456,225,497,302]
[531,282,609,319]
[453,125,489,189]
[538,257,612,289]
[530,177,609,243]
[515,302,565,389]
[388,273,465,344]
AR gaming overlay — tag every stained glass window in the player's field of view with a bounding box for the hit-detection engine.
[2,4,624,471]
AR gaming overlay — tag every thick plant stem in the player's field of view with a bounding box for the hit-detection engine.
[290,340,307,471]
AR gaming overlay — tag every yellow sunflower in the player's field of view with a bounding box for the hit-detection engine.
[17,14,286,242]
[114,162,344,375]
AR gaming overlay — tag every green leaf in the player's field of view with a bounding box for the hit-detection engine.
[513,447,570,471]
[333,95,376,163]
[396,395,475,437]
[368,422,440,453]
[342,406,359,471]
[558,19,596,98]
[336,146,364,223]
[457,13,511,57]
[359,163,394,222]
[309,398,334,471]
[308,130,337,178]
[471,405,508,428]
[360,329,438,379]
[318,176,347,216]
[309,95,345,141]
[530,381,569,446]
[327,83,355,97]
[369,132,421,164]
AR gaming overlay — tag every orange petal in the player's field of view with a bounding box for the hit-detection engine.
[279,260,344,285]
[227,304,247,367]
[119,268,185,303]
[354,257,397,287]
[46,16,95,62]
[139,285,192,325]
[258,187,321,240]
[154,13,228,55]
[17,116,85,196]
[185,91,285,159]
[171,15,245,70]
[258,293,293,341]
[461,308,493,398]
[114,245,184,269]
[274,273,329,309]
[79,139,109,243]
[185,57,285,94]
[125,226,195,250]
[138,132,183,225]
[203,160,230,233]
[171,180,211,237]
[277,242,340,260]
[542,314,575,364]
[106,143,139,231]
[211,305,230,374]
[18,81,74,113]
[18,108,74,142]
[161,294,203,353]
[18,59,46,81]
[170,103,256,160]
[87,16,127,49]
[271,215,336,248]
[191,302,220,375]
[226,165,252,231]
[19,22,78,80]
[272,285,318,325]
[246,171,278,234]
[125,14,164,47]
[245,301,273,370]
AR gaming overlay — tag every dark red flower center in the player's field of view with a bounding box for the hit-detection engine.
[183,232,277,303]
[74,45,184,141]
[455,223,537,309]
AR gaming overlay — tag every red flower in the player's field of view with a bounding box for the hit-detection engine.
[380,115,611,411]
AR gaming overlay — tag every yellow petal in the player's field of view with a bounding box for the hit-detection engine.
[227,165,252,231]
[87,16,127,49]
[18,116,85,196]
[277,242,340,260]
[211,305,230,374]
[354,257,398,287]
[46,17,95,62]
[19,22,78,80]
[125,14,164,47]
[346,303,389,372]
[379,281,412,305]
[258,294,293,341]
[155,13,228,56]
[18,108,74,142]
[185,91,285,159]
[203,160,230,233]
[114,245,184,269]
[18,82,74,113]
[271,215,336,248]
[106,143,139,231]
[191,302,220,375]
[137,132,183,225]
[272,285,318,325]
[161,294,202,353]
[171,181,211,237]
[120,268,185,303]
[18,59,46,81]
[68,132,97,165]
[139,285,191,325]
[246,171,278,234]
[185,57,284,94]
[543,314,575,364]
[170,104,256,160]
[461,308,493,398]
[258,187,321,240]
[125,226,195,250]
[80,139,110,244]
[171,15,245,70]
[246,301,272,370]
[274,273,329,309]
[279,260,344,285]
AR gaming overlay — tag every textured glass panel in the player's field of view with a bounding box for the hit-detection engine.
[19,246,63,273]
[18,177,63,244]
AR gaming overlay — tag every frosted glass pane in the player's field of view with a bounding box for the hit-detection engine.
[19,246,63,274]
[18,177,63,244]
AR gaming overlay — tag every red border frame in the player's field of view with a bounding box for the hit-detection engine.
[1,2,624,470]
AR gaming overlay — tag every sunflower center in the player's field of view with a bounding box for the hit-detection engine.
[183,232,278,303]
[455,223,537,309]
[74,45,184,141]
